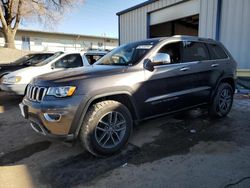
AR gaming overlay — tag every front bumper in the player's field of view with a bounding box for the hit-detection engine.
[21,95,85,140]
[0,83,26,95]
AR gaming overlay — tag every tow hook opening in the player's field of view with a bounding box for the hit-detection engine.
[44,113,61,122]
[30,122,46,136]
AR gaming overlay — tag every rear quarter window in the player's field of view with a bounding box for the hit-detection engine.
[86,55,104,65]
[207,43,228,60]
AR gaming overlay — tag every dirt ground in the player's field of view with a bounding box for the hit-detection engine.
[0,91,250,188]
[0,48,29,64]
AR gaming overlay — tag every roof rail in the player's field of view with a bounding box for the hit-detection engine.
[172,35,215,42]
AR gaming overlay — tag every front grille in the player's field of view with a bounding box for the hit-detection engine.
[26,85,47,102]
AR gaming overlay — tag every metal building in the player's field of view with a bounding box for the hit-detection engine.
[0,29,118,52]
[117,0,250,75]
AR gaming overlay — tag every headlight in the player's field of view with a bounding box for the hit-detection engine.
[47,86,76,97]
[3,76,22,84]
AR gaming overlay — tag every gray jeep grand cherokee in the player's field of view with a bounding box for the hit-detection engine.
[20,36,237,156]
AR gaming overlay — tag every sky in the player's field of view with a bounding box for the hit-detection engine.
[20,0,146,38]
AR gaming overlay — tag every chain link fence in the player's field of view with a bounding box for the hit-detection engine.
[0,42,112,64]
[0,42,95,52]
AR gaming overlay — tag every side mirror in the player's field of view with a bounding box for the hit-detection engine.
[143,59,154,72]
[152,53,171,65]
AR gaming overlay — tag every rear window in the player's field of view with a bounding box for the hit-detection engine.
[86,54,105,65]
[182,41,210,62]
[207,43,228,60]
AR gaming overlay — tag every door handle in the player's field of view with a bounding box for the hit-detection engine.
[211,64,219,67]
[180,67,190,71]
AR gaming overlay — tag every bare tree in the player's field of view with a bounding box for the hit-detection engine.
[0,0,82,48]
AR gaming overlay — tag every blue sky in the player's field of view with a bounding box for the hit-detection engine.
[21,0,145,38]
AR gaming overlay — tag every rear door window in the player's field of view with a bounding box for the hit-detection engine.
[207,43,228,60]
[182,41,210,62]
[86,54,104,65]
[54,54,83,68]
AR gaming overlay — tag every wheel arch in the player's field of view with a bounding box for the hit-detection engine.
[71,91,139,138]
[220,77,235,91]
[0,72,10,78]
[210,76,236,102]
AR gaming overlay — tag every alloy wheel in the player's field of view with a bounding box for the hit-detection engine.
[94,111,127,149]
[217,88,232,113]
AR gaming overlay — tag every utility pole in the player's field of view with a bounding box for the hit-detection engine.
[103,33,106,51]
[75,35,80,51]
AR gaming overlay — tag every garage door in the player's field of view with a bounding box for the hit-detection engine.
[150,0,200,26]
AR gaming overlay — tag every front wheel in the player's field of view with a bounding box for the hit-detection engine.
[79,100,133,156]
[209,83,234,118]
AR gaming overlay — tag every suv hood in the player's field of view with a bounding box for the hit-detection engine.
[33,65,127,84]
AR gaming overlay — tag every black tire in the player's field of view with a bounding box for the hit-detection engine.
[209,83,234,118]
[79,100,133,156]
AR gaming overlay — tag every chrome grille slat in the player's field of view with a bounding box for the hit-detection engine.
[36,87,41,102]
[42,88,47,100]
[26,84,47,102]
[32,87,36,100]
[29,87,33,100]
[28,85,32,97]
[26,85,30,96]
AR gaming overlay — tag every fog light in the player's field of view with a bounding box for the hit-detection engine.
[44,113,61,122]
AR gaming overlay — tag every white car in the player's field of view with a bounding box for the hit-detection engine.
[84,50,108,64]
[0,51,90,95]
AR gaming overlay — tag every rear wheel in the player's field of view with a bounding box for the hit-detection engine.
[209,83,234,118]
[79,100,133,156]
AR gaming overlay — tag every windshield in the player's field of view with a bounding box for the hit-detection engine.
[95,40,160,66]
[11,54,34,65]
[34,52,64,66]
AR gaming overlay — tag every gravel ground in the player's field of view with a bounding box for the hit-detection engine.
[0,91,250,188]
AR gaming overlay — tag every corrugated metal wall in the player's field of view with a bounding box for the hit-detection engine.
[119,0,250,69]
[198,0,218,39]
[198,0,250,69]
[119,0,183,44]
[220,0,250,69]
